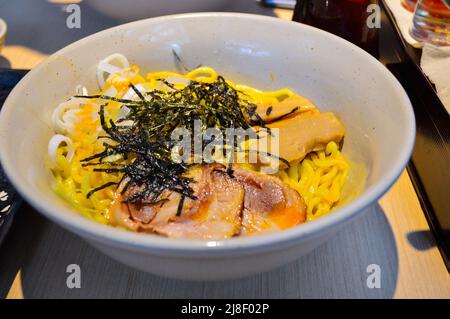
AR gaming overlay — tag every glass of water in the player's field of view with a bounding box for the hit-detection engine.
[410,0,450,46]
[402,0,419,12]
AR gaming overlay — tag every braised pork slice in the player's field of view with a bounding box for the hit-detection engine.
[111,165,244,240]
[257,112,345,165]
[233,167,306,235]
[255,94,317,123]
[111,165,307,239]
[110,165,208,232]
[152,169,244,240]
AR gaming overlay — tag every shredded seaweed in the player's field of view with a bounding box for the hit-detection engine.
[269,107,299,123]
[77,75,284,204]
[172,49,202,72]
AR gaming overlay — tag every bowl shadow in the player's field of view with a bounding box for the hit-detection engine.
[0,202,398,298]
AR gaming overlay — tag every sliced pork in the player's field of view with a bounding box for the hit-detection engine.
[257,112,346,165]
[152,169,244,240]
[110,165,307,239]
[255,94,317,123]
[111,165,244,240]
[233,167,306,235]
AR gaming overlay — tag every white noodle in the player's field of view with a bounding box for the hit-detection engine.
[117,106,130,120]
[96,53,130,89]
[117,83,146,120]
[48,134,74,167]
[51,98,86,134]
[122,83,145,100]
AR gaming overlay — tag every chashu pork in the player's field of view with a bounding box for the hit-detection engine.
[255,94,317,123]
[111,165,244,240]
[233,167,306,235]
[110,165,307,239]
[152,168,244,240]
[256,112,346,166]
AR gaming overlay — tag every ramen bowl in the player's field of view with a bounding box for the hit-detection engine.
[0,13,415,280]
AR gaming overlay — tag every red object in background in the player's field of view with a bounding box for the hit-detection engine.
[418,0,450,14]
[402,0,419,12]
[411,0,450,45]
[292,0,379,56]
[403,0,449,14]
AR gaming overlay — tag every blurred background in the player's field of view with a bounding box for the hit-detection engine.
[0,0,293,69]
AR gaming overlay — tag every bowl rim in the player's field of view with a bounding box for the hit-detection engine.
[0,12,416,256]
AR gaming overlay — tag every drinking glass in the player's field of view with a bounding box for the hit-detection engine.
[410,0,450,46]
[402,0,419,12]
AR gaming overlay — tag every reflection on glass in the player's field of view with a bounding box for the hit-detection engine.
[411,0,450,46]
[402,0,419,12]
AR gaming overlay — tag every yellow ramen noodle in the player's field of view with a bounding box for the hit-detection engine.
[51,66,350,224]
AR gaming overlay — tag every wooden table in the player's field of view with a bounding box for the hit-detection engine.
[0,0,448,299]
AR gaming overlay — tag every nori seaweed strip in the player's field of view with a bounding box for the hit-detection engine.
[129,83,146,102]
[93,168,126,173]
[86,182,119,198]
[82,162,125,167]
[176,195,185,216]
[172,50,203,72]
[269,106,299,123]
[81,75,285,203]
[236,148,290,168]
[172,49,191,72]
[74,94,143,104]
[159,79,177,90]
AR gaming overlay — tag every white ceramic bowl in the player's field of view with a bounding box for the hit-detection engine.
[86,0,230,20]
[0,13,415,280]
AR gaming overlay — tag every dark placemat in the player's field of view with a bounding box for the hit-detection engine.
[380,1,450,272]
[0,69,28,246]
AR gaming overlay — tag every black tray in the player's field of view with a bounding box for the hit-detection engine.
[0,69,27,246]
[381,0,450,271]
